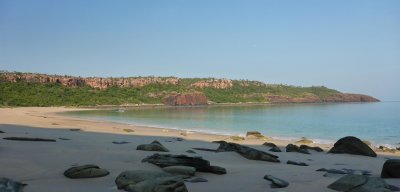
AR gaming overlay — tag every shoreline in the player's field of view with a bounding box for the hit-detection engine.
[1,106,398,155]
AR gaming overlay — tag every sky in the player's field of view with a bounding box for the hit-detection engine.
[0,0,399,101]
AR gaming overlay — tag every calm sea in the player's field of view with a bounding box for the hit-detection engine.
[66,102,400,147]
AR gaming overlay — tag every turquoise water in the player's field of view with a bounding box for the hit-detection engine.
[66,102,400,147]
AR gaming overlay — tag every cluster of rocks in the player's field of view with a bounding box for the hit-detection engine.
[4,131,400,191]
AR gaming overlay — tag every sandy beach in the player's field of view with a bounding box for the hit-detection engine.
[0,107,399,192]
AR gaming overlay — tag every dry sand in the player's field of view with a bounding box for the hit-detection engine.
[0,107,399,192]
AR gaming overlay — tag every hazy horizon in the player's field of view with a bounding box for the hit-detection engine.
[1,0,399,101]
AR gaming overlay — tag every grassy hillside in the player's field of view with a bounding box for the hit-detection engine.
[0,73,341,106]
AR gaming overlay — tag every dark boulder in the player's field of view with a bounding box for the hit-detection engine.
[381,159,400,178]
[115,170,188,192]
[328,174,393,192]
[328,136,377,157]
[263,142,278,148]
[287,160,309,166]
[263,142,282,152]
[142,154,226,175]
[300,145,323,152]
[137,140,169,152]
[3,137,56,142]
[64,164,109,179]
[216,141,280,162]
[286,144,310,154]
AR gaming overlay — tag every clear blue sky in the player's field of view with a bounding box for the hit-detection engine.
[1,0,399,101]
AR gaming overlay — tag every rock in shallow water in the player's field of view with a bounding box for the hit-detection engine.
[64,164,109,179]
[0,177,26,192]
[381,159,400,178]
[142,153,226,174]
[263,175,289,188]
[328,136,377,157]
[137,140,169,152]
[115,170,188,192]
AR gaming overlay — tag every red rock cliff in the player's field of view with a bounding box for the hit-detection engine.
[163,93,208,106]
[1,72,179,89]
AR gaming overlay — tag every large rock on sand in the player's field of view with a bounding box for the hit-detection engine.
[381,159,400,178]
[137,140,169,152]
[215,141,280,162]
[64,164,109,179]
[328,136,377,157]
[142,153,226,175]
[115,170,188,192]
[328,174,393,192]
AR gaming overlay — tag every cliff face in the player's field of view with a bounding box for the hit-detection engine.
[322,93,380,102]
[2,72,179,89]
[163,93,208,106]
[191,79,233,89]
[265,94,379,103]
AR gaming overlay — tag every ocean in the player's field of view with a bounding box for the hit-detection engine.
[65,102,400,147]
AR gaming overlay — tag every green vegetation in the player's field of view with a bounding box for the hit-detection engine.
[0,73,341,107]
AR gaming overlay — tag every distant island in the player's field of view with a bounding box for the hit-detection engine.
[0,71,379,106]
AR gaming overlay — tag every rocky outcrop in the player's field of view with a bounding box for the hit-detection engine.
[163,93,208,106]
[141,154,226,175]
[381,159,400,178]
[328,136,377,157]
[190,79,233,89]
